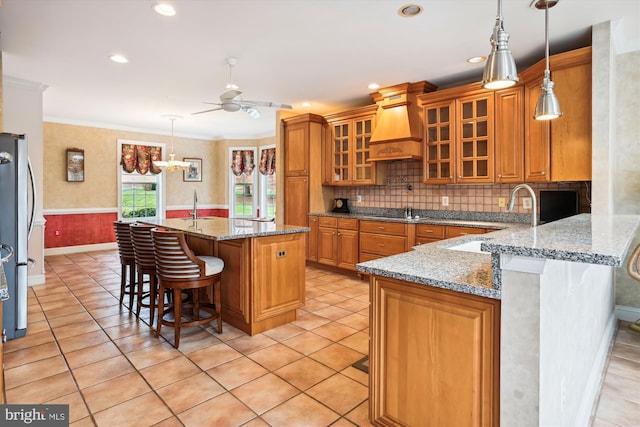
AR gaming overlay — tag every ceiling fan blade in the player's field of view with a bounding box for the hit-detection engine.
[240,100,293,109]
[192,107,223,115]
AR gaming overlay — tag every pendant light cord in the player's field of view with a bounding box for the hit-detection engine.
[544,1,550,74]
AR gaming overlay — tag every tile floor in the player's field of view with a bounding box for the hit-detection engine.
[3,249,639,426]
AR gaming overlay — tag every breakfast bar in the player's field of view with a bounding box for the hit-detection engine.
[145,217,309,335]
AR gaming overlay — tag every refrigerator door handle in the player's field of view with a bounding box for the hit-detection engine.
[27,158,36,240]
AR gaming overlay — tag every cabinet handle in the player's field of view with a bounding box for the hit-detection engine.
[424,230,433,233]
[338,232,341,236]
[541,171,546,176]
[458,175,462,179]
[497,174,502,178]
[312,218,316,222]
[449,176,453,179]
[377,243,385,247]
[377,226,385,230]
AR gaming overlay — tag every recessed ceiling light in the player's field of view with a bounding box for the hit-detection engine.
[467,56,487,64]
[109,54,128,64]
[398,4,423,17]
[302,102,311,107]
[153,3,176,16]
[368,83,380,90]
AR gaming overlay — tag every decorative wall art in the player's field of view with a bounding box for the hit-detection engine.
[183,158,202,182]
[66,148,85,182]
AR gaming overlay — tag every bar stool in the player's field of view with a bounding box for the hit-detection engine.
[151,228,223,348]
[130,223,158,325]
[113,221,137,311]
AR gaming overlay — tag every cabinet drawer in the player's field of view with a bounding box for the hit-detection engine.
[360,221,407,236]
[445,226,486,238]
[318,217,338,228]
[416,237,441,246]
[360,233,407,256]
[359,251,385,263]
[416,224,445,239]
[337,218,359,230]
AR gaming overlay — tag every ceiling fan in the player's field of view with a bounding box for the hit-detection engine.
[192,57,292,119]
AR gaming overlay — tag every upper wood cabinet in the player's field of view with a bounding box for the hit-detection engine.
[495,86,524,183]
[419,85,503,184]
[324,105,387,186]
[520,47,592,182]
[283,118,310,176]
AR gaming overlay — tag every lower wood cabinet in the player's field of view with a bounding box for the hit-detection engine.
[359,220,411,262]
[312,216,360,271]
[369,276,500,427]
[445,225,486,238]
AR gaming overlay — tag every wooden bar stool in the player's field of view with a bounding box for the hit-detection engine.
[113,221,137,311]
[130,223,158,325]
[151,228,223,348]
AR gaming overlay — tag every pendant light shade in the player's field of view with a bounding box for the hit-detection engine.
[482,0,519,89]
[534,0,562,120]
[154,116,191,171]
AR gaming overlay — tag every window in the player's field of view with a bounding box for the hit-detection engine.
[118,140,165,221]
[229,147,258,218]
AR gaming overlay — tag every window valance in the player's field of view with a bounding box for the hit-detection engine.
[231,150,256,176]
[259,148,276,176]
[121,144,163,174]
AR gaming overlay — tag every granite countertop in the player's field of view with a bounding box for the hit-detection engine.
[143,217,309,241]
[356,213,640,300]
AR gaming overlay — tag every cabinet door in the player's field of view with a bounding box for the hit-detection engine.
[284,176,309,228]
[370,276,500,427]
[284,122,309,176]
[337,228,359,270]
[331,121,350,184]
[308,216,319,262]
[524,80,551,182]
[495,87,524,183]
[457,93,494,183]
[317,226,337,265]
[424,101,456,184]
[352,116,376,184]
[550,62,592,181]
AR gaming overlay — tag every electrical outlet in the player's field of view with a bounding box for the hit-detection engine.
[441,196,449,206]
[498,197,506,208]
[523,197,532,209]
[357,195,362,203]
[55,230,60,236]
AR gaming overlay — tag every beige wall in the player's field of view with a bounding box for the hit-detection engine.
[43,122,273,211]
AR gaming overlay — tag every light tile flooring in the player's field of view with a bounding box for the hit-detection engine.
[3,249,639,426]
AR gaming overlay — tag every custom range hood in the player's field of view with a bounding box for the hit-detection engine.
[368,81,436,161]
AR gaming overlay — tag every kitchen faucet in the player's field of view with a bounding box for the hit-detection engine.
[508,184,537,227]
[191,190,198,220]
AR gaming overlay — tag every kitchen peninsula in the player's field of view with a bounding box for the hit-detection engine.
[358,213,640,427]
[145,217,309,335]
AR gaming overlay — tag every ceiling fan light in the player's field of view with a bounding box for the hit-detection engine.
[482,0,519,89]
[534,75,562,120]
[242,106,261,119]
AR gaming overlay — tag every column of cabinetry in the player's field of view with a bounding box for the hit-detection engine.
[283,114,333,260]
[520,46,592,182]
[312,216,359,271]
[324,105,386,186]
[419,84,522,184]
[369,276,500,426]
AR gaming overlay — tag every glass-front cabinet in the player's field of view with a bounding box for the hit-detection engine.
[456,93,494,183]
[325,105,381,186]
[424,101,455,184]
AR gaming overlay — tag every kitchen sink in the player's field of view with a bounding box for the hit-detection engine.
[445,240,488,254]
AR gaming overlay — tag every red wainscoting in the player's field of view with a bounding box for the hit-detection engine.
[44,209,229,249]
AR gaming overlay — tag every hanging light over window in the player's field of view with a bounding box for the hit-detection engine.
[534,0,562,120]
[482,0,519,89]
[154,116,190,172]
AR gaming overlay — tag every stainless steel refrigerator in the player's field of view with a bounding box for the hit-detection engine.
[0,133,36,340]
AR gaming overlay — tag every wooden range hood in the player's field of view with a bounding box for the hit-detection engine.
[368,81,437,162]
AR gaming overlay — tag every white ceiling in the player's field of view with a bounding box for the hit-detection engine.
[1,0,638,140]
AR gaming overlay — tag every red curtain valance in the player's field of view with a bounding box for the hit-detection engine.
[231,150,256,176]
[121,144,162,174]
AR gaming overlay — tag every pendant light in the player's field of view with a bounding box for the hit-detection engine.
[482,0,519,89]
[534,0,562,120]
[154,115,190,171]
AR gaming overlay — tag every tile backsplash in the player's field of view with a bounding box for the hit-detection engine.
[334,160,591,215]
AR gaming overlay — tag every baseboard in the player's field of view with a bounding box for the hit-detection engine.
[27,274,46,286]
[579,311,617,427]
[616,305,640,322]
[44,242,118,256]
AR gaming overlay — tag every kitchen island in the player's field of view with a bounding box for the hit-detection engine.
[357,213,640,427]
[145,217,309,335]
